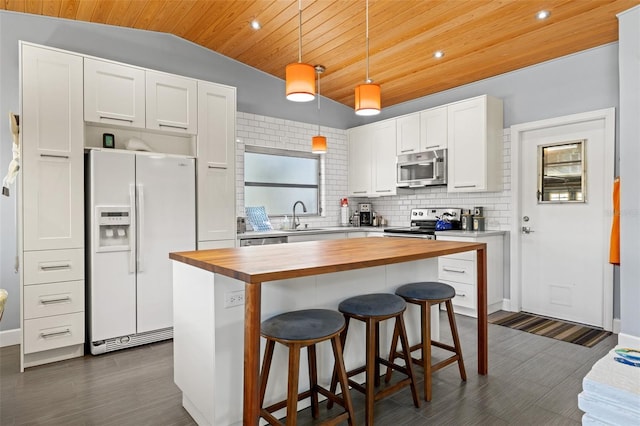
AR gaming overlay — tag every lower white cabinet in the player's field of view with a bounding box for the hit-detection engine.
[437,233,504,317]
[23,312,85,355]
[288,233,347,243]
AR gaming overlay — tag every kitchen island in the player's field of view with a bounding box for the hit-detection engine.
[169,237,487,425]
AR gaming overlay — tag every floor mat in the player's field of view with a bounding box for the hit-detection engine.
[488,311,612,348]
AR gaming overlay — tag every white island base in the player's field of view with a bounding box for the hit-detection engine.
[172,258,441,425]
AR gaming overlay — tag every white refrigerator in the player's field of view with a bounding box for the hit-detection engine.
[87,149,196,354]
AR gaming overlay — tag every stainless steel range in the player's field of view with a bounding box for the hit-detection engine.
[383,207,462,239]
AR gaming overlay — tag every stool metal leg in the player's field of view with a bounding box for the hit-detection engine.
[307,344,319,419]
[287,343,301,426]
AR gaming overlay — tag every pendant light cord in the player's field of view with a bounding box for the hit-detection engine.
[298,0,303,63]
[317,69,321,132]
[365,0,370,82]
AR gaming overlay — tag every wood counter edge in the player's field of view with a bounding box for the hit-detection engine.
[169,240,487,284]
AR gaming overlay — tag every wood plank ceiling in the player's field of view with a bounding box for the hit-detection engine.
[3,0,639,109]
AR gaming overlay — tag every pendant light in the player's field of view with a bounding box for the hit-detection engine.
[355,0,381,116]
[312,65,327,154]
[286,0,315,102]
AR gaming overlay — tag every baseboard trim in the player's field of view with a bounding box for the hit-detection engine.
[0,328,21,347]
[612,318,621,335]
[618,332,640,348]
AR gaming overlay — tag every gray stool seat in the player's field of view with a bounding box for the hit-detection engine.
[261,309,345,341]
[396,281,455,301]
[338,293,406,317]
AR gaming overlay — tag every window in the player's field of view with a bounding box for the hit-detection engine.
[244,146,321,216]
[537,140,586,203]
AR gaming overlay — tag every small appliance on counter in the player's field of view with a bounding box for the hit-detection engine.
[383,207,461,239]
[359,203,373,226]
[340,198,350,227]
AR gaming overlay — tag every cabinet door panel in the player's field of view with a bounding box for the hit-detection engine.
[348,126,372,196]
[84,58,145,128]
[396,113,420,155]
[371,120,397,195]
[22,45,84,250]
[447,98,486,191]
[197,81,236,242]
[421,106,448,150]
[146,71,197,134]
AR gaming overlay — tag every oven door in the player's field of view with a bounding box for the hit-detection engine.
[397,150,447,187]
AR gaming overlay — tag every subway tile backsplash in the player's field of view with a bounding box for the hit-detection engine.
[237,112,511,231]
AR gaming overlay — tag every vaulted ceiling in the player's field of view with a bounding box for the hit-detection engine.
[3,0,638,109]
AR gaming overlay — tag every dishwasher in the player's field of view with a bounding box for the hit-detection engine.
[239,236,288,246]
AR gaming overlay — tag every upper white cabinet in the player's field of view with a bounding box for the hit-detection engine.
[84,58,145,128]
[396,106,447,155]
[196,81,237,245]
[146,71,197,134]
[22,44,85,251]
[447,95,503,192]
[348,119,399,197]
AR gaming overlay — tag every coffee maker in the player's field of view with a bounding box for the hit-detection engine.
[359,203,373,226]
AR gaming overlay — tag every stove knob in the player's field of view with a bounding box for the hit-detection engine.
[412,211,417,216]
[418,211,424,216]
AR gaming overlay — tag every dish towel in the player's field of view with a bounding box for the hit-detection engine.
[245,206,273,231]
[609,177,620,265]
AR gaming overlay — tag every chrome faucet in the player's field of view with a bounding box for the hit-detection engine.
[292,201,307,229]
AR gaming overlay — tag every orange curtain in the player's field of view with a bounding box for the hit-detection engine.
[609,177,620,265]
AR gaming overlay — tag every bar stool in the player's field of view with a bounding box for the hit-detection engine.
[386,281,466,402]
[259,309,355,426]
[328,293,420,425]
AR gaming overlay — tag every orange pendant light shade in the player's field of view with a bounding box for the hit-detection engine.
[286,62,316,102]
[312,135,327,154]
[355,83,381,116]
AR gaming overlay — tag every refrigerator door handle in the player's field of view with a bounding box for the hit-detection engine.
[137,184,145,273]
[129,184,136,274]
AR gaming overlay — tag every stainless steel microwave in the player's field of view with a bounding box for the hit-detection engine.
[397,149,447,187]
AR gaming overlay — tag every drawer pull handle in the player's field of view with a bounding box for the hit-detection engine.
[455,292,466,298]
[40,264,71,271]
[40,154,69,159]
[99,115,133,123]
[353,191,367,194]
[454,184,477,189]
[443,267,465,273]
[208,165,227,170]
[40,297,71,305]
[41,329,71,339]
[376,189,392,193]
[401,149,414,153]
[425,144,441,149]
[158,123,188,130]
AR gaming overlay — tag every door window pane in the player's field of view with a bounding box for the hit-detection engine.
[244,146,321,216]
[538,140,586,203]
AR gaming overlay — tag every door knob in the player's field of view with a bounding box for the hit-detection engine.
[521,226,534,234]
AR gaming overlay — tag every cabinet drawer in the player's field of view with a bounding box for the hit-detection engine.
[438,258,476,285]
[24,280,84,319]
[442,280,476,310]
[23,312,84,354]
[24,249,84,285]
[439,249,476,262]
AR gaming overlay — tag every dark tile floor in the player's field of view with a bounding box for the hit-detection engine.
[0,312,617,425]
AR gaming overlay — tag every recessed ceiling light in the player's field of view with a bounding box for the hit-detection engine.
[434,50,444,59]
[250,20,261,30]
[536,10,550,20]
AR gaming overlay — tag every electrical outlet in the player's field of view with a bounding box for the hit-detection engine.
[224,290,245,308]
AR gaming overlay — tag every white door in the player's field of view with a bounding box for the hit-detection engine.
[513,109,614,328]
[135,154,196,333]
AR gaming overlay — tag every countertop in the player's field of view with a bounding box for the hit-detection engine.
[237,226,384,239]
[170,237,485,284]
[435,230,507,237]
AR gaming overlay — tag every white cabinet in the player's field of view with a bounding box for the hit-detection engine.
[447,95,503,192]
[348,119,399,197]
[288,233,347,243]
[146,71,197,134]
[437,233,504,318]
[196,81,237,246]
[396,107,447,155]
[84,58,146,128]
[20,43,85,368]
[85,60,198,135]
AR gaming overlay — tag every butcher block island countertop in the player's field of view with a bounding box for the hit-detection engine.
[169,236,485,284]
[169,237,488,426]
